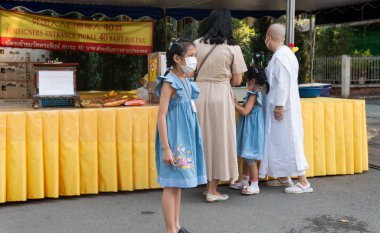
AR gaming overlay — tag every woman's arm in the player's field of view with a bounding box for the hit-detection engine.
[230,73,243,86]
[235,94,256,116]
[157,82,176,166]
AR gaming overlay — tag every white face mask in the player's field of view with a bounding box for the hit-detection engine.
[180,57,197,73]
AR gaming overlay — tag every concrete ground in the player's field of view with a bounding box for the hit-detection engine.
[1,100,379,233]
[366,99,380,167]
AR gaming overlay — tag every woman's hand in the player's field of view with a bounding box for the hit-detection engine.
[162,148,176,166]
[234,96,239,105]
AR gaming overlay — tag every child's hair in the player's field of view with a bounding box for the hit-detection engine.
[164,38,195,76]
[246,65,270,94]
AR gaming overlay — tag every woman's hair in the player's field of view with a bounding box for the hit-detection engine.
[164,38,195,76]
[200,9,237,46]
[246,65,270,94]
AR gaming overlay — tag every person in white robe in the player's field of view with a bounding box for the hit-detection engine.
[259,24,313,194]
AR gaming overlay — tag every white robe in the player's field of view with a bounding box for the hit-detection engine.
[259,45,308,178]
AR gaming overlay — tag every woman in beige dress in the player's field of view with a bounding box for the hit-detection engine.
[194,9,247,203]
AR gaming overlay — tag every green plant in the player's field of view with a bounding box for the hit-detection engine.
[352,49,372,84]
[232,18,255,68]
[354,49,372,57]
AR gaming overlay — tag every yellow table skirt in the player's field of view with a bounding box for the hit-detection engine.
[301,98,368,177]
[0,98,368,203]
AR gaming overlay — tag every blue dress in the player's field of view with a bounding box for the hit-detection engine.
[155,73,207,188]
[236,91,265,161]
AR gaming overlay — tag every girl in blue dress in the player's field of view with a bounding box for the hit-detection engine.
[155,38,207,233]
[230,66,268,195]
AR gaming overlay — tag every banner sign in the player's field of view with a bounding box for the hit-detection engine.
[0,10,153,54]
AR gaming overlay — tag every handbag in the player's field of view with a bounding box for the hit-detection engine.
[194,44,217,81]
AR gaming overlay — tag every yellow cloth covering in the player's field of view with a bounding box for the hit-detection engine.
[0,98,368,203]
[301,98,368,177]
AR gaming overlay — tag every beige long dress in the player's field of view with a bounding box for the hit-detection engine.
[194,38,247,181]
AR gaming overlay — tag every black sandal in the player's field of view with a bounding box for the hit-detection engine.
[178,226,190,233]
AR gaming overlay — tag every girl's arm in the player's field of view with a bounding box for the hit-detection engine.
[235,94,256,116]
[157,82,176,166]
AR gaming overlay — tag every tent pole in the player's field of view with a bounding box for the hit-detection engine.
[286,0,295,45]
[164,5,168,50]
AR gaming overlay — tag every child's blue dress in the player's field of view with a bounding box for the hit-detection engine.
[236,90,265,161]
[155,73,207,188]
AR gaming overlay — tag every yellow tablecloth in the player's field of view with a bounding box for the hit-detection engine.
[301,98,368,177]
[0,98,368,203]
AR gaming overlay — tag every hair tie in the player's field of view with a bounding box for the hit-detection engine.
[168,42,173,50]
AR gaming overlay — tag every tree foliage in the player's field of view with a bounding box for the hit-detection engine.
[232,18,255,67]
[315,26,354,57]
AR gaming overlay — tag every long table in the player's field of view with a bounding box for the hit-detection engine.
[0,98,368,203]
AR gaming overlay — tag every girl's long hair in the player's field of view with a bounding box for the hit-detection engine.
[200,9,237,46]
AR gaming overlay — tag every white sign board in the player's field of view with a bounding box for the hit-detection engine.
[38,70,74,96]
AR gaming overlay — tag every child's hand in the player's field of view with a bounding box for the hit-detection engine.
[163,148,176,166]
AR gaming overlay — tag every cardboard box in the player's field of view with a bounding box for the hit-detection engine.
[0,98,33,107]
[0,47,51,63]
[0,80,28,98]
[0,62,27,81]
[147,52,167,83]
[0,48,26,62]
[28,50,51,63]
[147,52,166,103]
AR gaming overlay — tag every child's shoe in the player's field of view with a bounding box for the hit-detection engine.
[285,182,313,194]
[229,180,248,190]
[241,184,260,195]
[206,193,229,203]
[178,226,190,233]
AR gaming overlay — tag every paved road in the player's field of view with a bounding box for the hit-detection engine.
[367,99,380,166]
[1,170,380,233]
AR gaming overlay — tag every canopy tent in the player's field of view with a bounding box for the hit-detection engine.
[1,0,379,23]
[313,1,380,25]
[0,0,379,44]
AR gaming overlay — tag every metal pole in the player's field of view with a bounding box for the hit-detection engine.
[286,0,295,45]
[310,14,316,83]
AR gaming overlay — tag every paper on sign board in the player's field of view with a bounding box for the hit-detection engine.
[38,71,74,95]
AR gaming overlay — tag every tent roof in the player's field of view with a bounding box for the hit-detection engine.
[1,0,379,23]
[16,0,375,11]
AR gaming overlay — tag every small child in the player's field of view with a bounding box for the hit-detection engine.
[230,66,269,195]
[155,38,207,233]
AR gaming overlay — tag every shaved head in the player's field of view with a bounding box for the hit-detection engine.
[267,24,286,42]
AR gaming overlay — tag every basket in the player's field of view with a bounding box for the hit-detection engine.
[298,87,322,98]
[39,98,75,107]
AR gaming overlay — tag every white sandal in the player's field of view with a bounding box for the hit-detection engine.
[241,184,260,195]
[206,193,229,203]
[229,180,247,190]
[285,182,313,194]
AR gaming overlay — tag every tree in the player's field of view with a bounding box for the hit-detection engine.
[315,26,354,57]
[251,16,274,67]
[232,18,255,68]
